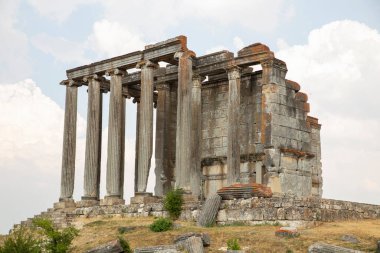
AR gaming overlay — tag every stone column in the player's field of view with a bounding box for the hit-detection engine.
[102,68,125,205]
[175,51,195,193]
[154,83,171,196]
[227,66,241,185]
[82,75,103,204]
[133,99,140,193]
[136,60,157,194]
[58,80,79,207]
[190,74,202,197]
[120,96,126,198]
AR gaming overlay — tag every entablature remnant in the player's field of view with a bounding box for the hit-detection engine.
[62,35,280,101]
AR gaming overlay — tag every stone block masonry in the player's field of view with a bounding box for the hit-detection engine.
[56,35,322,206]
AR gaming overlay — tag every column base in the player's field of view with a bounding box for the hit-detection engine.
[130,192,160,204]
[54,198,76,209]
[76,199,99,208]
[100,196,125,206]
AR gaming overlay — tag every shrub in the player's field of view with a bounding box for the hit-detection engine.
[149,218,173,232]
[0,227,41,253]
[32,218,78,253]
[118,237,132,253]
[163,188,184,219]
[227,238,241,250]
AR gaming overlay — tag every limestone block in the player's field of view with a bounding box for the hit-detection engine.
[308,242,364,253]
[86,239,123,253]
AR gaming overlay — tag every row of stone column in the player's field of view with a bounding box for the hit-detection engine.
[59,54,243,205]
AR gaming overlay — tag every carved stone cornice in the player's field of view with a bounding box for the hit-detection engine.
[261,58,287,72]
[174,50,196,61]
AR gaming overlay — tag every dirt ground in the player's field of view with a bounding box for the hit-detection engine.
[70,217,380,252]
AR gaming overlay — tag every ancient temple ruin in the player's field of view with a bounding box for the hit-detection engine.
[57,35,322,208]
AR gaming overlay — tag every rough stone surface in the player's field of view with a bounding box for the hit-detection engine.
[275,226,300,238]
[134,245,179,253]
[341,234,359,244]
[86,240,123,253]
[197,194,222,227]
[308,242,364,253]
[174,233,210,247]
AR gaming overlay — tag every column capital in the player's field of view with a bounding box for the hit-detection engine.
[156,82,170,91]
[83,74,104,83]
[226,65,242,80]
[192,74,204,88]
[261,58,287,71]
[105,68,126,77]
[136,60,158,69]
[60,79,82,87]
[174,50,196,60]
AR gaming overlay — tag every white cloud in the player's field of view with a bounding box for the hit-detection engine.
[27,0,99,23]
[87,19,145,58]
[0,1,31,82]
[233,36,245,50]
[31,33,90,64]
[276,20,380,204]
[0,79,86,233]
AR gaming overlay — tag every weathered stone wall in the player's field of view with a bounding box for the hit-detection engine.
[67,197,380,228]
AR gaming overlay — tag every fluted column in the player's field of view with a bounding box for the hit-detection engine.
[82,75,103,201]
[59,80,80,202]
[133,99,140,193]
[227,66,241,185]
[175,51,195,193]
[154,83,171,196]
[103,68,125,204]
[136,60,158,193]
[190,74,202,197]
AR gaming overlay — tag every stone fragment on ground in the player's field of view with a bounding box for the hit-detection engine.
[197,194,222,227]
[86,239,124,253]
[179,236,204,253]
[341,234,359,244]
[308,242,364,253]
[275,226,300,238]
[174,232,210,246]
[118,226,136,234]
[134,245,179,253]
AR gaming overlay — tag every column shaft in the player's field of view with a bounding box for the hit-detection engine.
[134,101,140,193]
[154,84,171,196]
[227,67,241,185]
[136,61,156,193]
[175,51,194,192]
[60,82,78,200]
[106,70,124,198]
[83,77,102,200]
[190,75,202,196]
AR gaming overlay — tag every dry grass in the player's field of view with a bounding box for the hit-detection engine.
[70,217,380,253]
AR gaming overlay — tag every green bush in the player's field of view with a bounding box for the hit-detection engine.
[0,227,41,253]
[32,218,78,253]
[227,238,241,250]
[149,218,173,232]
[118,237,132,253]
[163,188,184,219]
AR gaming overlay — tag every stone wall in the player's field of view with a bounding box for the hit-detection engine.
[68,197,380,227]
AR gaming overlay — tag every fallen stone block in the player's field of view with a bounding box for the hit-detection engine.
[197,194,222,227]
[308,242,364,253]
[86,240,124,253]
[134,245,179,253]
[341,234,359,244]
[174,232,210,247]
[178,236,203,253]
[275,227,300,238]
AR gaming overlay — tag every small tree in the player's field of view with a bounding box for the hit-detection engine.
[32,218,78,253]
[163,188,184,219]
[0,227,41,253]
[227,238,241,250]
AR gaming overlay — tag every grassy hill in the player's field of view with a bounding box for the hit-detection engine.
[69,217,380,252]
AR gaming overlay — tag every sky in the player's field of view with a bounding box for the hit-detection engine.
[0,0,380,234]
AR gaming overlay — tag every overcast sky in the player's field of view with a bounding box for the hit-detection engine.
[0,0,380,234]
